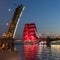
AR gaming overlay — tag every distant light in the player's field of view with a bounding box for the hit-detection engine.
[2,33,6,37]
[6,22,9,26]
[39,33,42,37]
[46,32,50,37]
[8,9,11,12]
[56,35,58,38]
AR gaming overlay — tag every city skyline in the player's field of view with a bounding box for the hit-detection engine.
[0,0,60,39]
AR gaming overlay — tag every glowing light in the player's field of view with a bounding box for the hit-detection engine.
[39,33,42,37]
[46,32,50,37]
[6,22,9,26]
[55,35,58,38]
[52,45,60,49]
[8,9,11,12]
[2,33,6,37]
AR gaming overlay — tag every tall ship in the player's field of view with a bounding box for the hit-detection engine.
[23,23,38,44]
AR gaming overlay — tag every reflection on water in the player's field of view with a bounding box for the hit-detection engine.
[15,43,60,60]
[36,45,60,60]
[36,45,52,60]
[24,44,38,60]
[51,45,60,60]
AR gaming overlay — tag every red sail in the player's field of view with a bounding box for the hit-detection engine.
[23,23,38,42]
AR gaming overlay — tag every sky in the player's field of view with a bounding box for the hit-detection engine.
[0,0,60,39]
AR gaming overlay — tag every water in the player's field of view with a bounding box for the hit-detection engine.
[15,43,60,60]
[36,45,60,60]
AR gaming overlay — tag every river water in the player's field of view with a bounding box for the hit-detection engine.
[15,43,60,60]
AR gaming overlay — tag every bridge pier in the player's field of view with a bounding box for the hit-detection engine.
[46,37,51,47]
[0,38,14,51]
[46,41,51,47]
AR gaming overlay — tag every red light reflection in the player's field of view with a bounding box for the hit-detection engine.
[24,44,38,60]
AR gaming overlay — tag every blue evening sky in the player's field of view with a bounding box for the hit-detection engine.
[0,0,60,39]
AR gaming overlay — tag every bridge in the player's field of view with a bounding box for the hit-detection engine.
[0,4,60,51]
[23,23,60,47]
[38,37,60,46]
[0,4,25,51]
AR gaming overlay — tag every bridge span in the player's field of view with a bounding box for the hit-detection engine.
[0,4,25,51]
[37,37,60,46]
[23,23,60,47]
